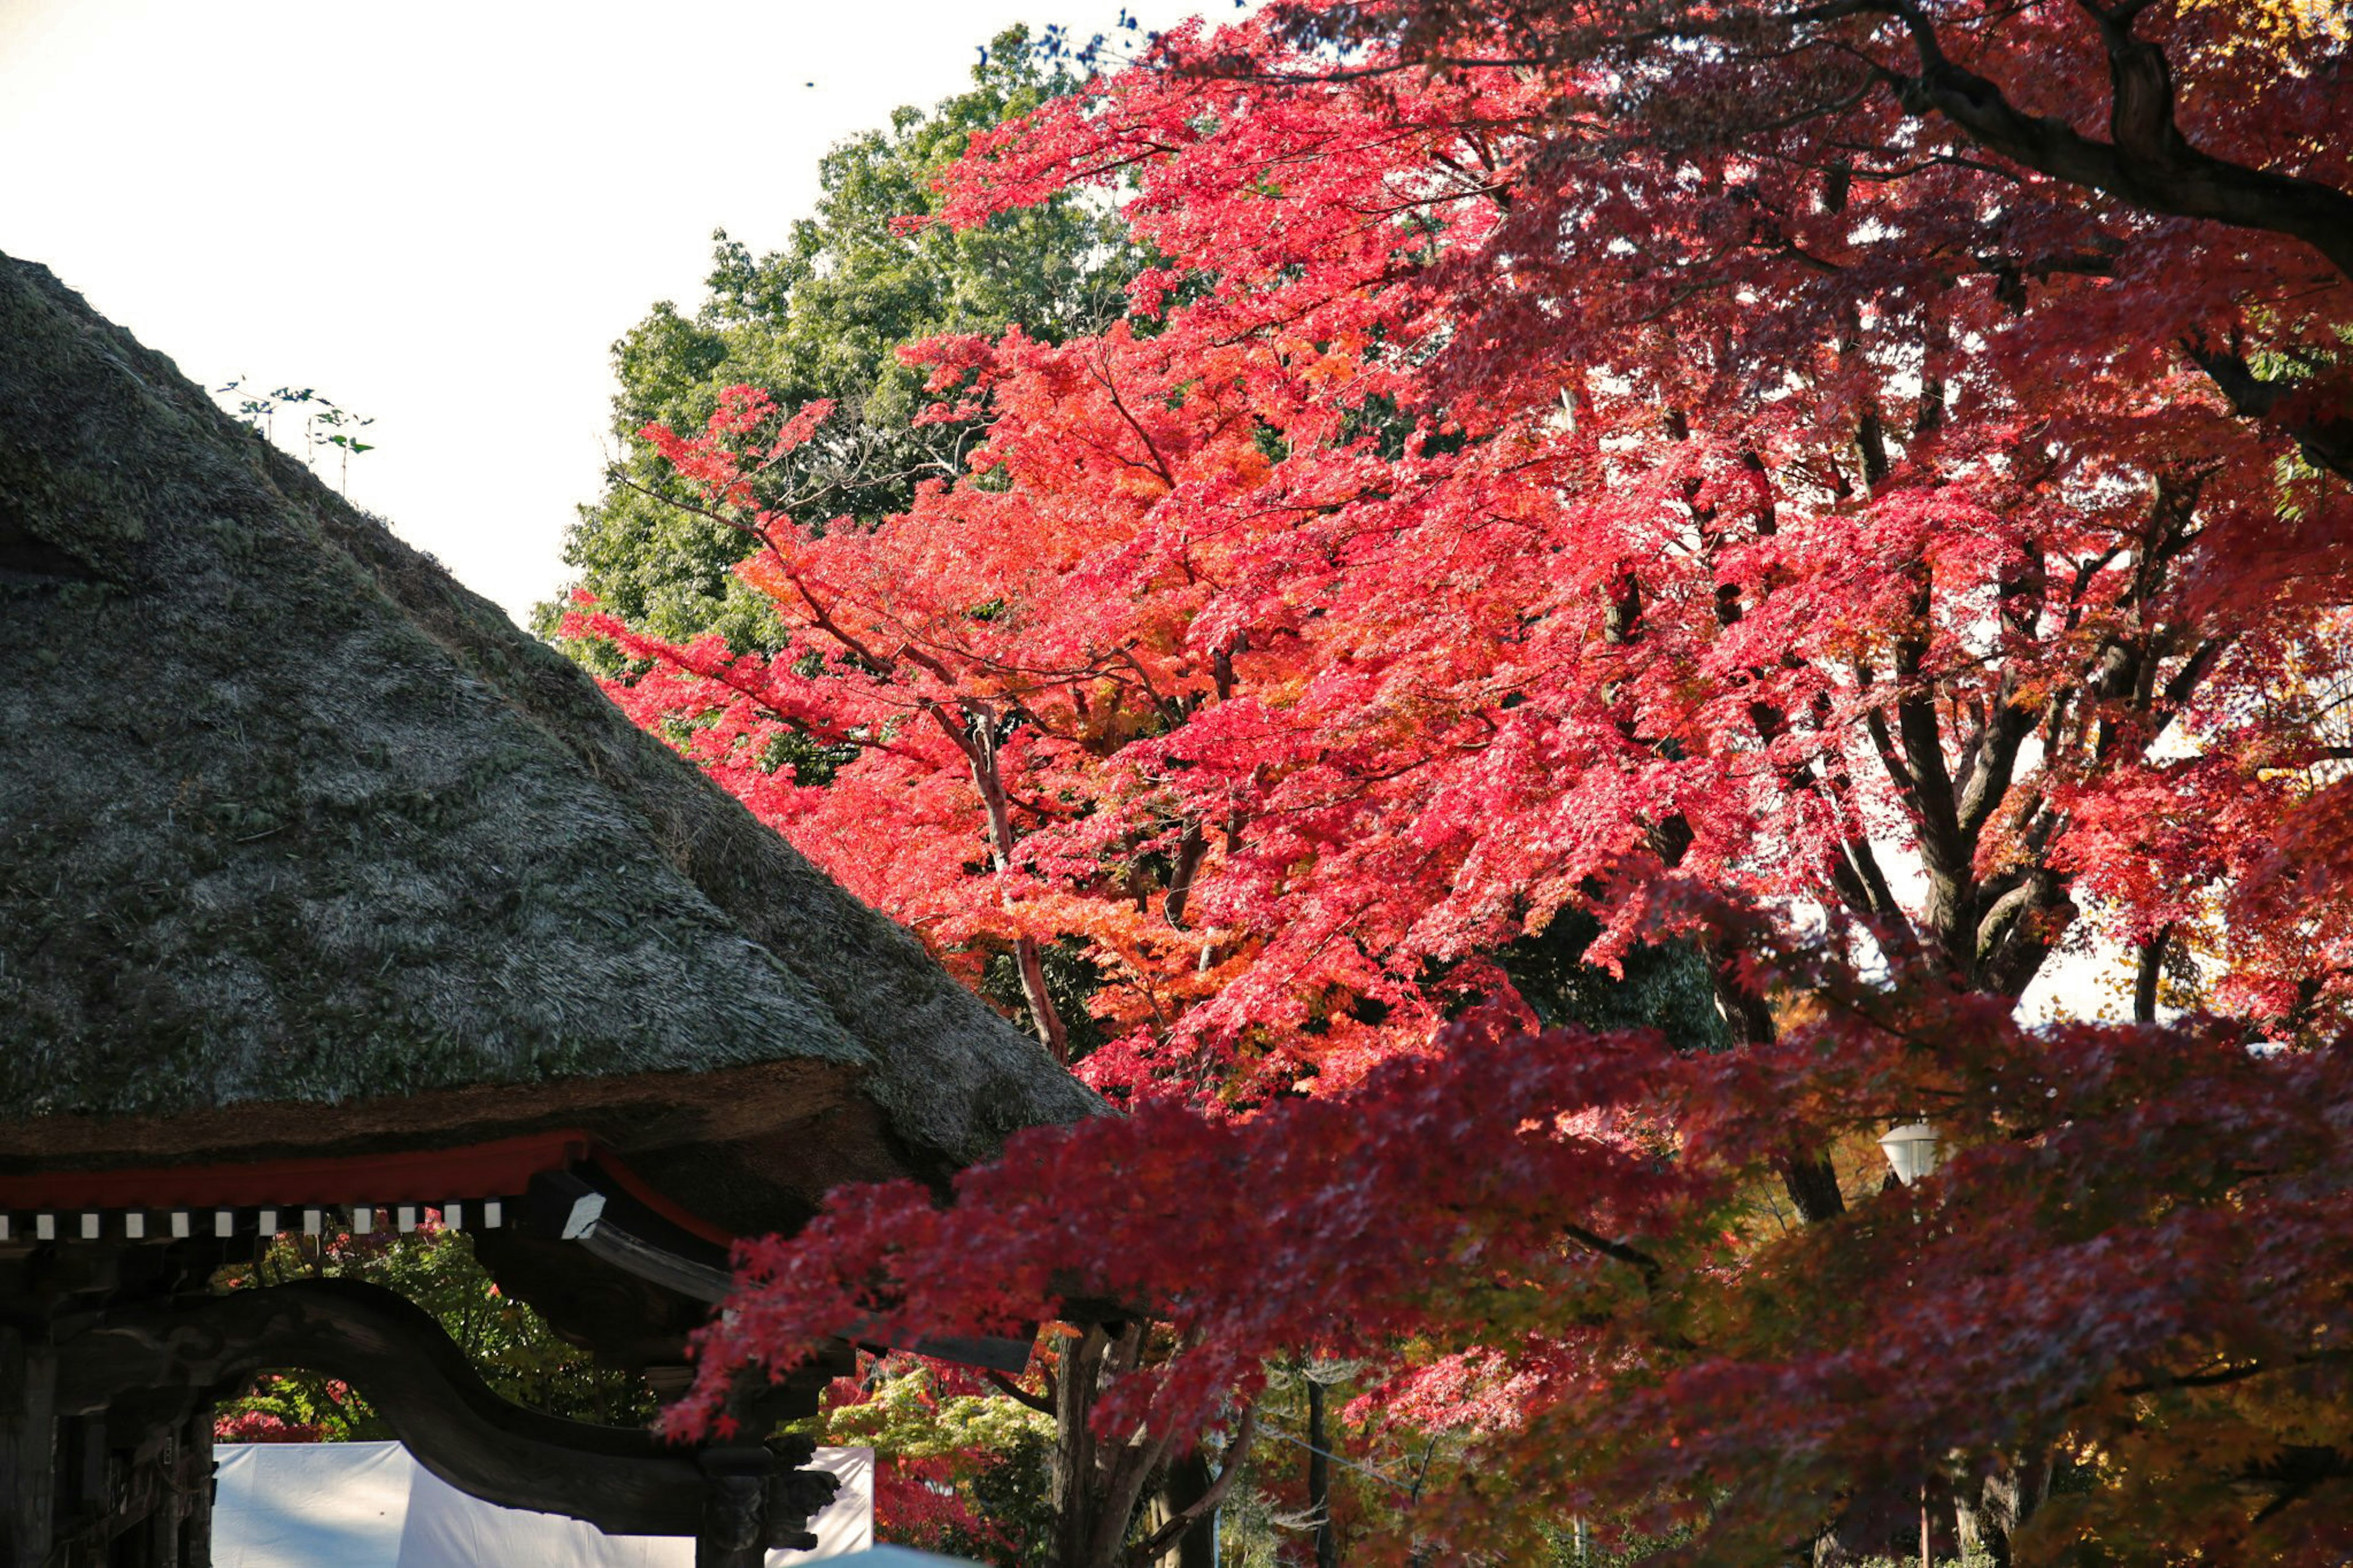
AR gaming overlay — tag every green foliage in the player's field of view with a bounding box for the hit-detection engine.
[961,1426,1058,1566]
[213,1221,655,1438]
[982,936,1110,1063]
[210,379,375,495]
[817,1360,1053,1463]
[536,25,1139,665]
[762,725,859,789]
[1499,909,1730,1052]
[805,1358,1056,1564]
[1539,1517,1701,1566]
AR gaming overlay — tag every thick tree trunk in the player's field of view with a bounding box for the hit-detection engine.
[1049,1325,1118,1568]
[1952,1447,2052,1568]
[1892,12,2353,282]
[1163,823,1208,931]
[1048,1322,1253,1568]
[1307,1377,1339,1568]
[1049,1335,1091,1568]
[1145,1454,1216,1568]
[1707,948,1847,1222]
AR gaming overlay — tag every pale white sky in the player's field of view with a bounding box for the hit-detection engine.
[0,0,1213,626]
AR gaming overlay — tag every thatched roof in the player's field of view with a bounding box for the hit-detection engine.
[0,256,1096,1219]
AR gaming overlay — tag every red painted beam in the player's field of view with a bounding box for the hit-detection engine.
[582,1146,737,1249]
[0,1131,592,1211]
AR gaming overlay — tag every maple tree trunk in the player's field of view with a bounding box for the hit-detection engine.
[2134,925,2173,1025]
[1307,1376,1339,1568]
[1950,1447,2052,1568]
[1049,1324,1115,1568]
[1892,9,2353,284]
[1045,1322,1252,1568]
[1163,822,1208,929]
[958,710,1073,1062]
[1145,1453,1216,1568]
[1704,942,1847,1222]
[1015,934,1072,1064]
[1050,1322,1162,1568]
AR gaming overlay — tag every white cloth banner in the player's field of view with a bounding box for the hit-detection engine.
[213,1442,874,1568]
[214,1441,412,1568]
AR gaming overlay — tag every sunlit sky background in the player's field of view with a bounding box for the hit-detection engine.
[0,0,1218,626]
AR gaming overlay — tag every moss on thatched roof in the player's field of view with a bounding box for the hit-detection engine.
[0,255,1096,1174]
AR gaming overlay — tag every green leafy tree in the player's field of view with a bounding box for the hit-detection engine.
[1499,913,1729,1050]
[792,1355,1056,1564]
[213,1218,654,1440]
[535,25,1137,663]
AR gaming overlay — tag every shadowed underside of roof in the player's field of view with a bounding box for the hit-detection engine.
[0,254,1097,1184]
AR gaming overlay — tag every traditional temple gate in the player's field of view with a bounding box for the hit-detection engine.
[0,255,1094,1567]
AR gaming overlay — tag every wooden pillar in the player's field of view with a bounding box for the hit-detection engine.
[0,1326,59,1568]
[135,1403,214,1568]
[694,1447,773,1568]
[694,1393,832,1564]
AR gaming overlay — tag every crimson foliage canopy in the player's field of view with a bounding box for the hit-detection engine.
[574,4,2353,1560]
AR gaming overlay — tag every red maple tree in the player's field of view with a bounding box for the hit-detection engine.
[572,3,2353,1561]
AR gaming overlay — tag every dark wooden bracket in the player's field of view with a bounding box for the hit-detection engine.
[523,1170,1036,1374]
[525,1169,735,1302]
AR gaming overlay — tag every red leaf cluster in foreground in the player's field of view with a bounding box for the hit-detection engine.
[569,1,2353,1557]
[672,1002,2353,1561]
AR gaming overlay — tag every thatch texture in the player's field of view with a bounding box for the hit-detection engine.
[0,255,1097,1192]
